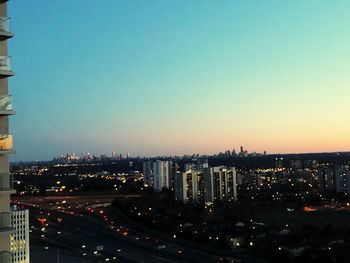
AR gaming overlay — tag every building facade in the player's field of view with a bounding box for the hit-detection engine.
[153,160,171,192]
[205,166,237,203]
[0,0,15,262]
[142,160,153,187]
[334,165,350,194]
[318,166,336,192]
[176,170,206,204]
[319,165,350,194]
[176,166,237,204]
[11,208,29,263]
[176,170,196,203]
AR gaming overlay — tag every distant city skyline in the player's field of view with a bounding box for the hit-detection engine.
[48,146,350,163]
[10,1,350,161]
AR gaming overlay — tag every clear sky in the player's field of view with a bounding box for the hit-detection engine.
[9,0,350,161]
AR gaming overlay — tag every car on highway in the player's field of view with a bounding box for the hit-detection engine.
[218,257,242,263]
[177,248,184,254]
[155,244,166,250]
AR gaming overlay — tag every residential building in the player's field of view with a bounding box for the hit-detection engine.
[153,160,170,192]
[0,0,15,262]
[142,160,153,187]
[175,166,237,204]
[11,207,29,263]
[176,169,205,204]
[318,166,336,192]
[205,166,237,203]
[334,165,350,194]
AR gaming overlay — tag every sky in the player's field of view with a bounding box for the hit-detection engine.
[8,0,350,161]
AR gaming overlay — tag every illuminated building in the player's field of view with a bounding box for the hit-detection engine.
[11,208,29,263]
[205,166,237,203]
[334,165,350,194]
[176,170,205,204]
[317,165,350,194]
[318,166,336,192]
[142,160,153,187]
[176,170,193,203]
[176,166,237,204]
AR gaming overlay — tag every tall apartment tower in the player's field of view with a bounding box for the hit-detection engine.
[11,208,30,263]
[204,166,237,203]
[176,170,205,204]
[0,0,15,262]
[153,160,170,192]
[176,170,197,203]
[142,160,153,188]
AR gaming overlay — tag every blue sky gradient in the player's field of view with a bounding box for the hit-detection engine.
[9,1,350,161]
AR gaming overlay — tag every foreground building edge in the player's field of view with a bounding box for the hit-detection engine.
[0,1,29,263]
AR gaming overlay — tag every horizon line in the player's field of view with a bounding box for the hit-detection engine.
[10,150,350,164]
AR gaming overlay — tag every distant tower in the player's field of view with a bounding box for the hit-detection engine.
[232,148,236,156]
[0,1,16,262]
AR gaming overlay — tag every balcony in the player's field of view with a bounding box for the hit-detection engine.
[0,95,14,115]
[0,17,13,40]
[0,251,11,263]
[0,212,12,233]
[0,173,14,194]
[0,56,14,77]
[0,135,13,154]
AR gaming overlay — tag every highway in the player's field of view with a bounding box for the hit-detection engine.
[14,195,269,263]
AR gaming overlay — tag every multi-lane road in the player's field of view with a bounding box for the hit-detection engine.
[14,195,269,263]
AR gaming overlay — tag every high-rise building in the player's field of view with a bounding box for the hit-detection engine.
[196,170,205,203]
[290,160,302,170]
[238,146,248,157]
[11,208,30,263]
[232,149,236,156]
[142,160,153,187]
[334,165,350,194]
[318,166,336,192]
[153,160,170,192]
[275,158,284,169]
[176,169,205,204]
[317,165,350,194]
[304,160,318,170]
[169,162,179,190]
[176,170,194,203]
[0,1,15,262]
[205,166,237,203]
